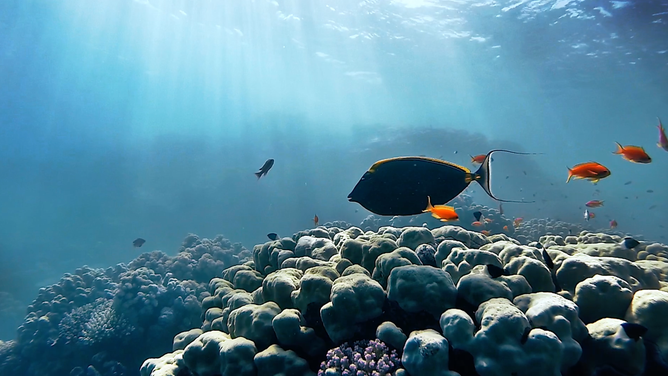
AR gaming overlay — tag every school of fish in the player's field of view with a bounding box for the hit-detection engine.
[130,117,667,247]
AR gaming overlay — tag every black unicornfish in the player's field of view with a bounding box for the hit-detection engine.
[255,159,275,179]
[348,149,536,216]
[473,211,482,222]
[133,238,146,248]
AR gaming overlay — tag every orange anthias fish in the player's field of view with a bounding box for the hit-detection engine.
[610,219,618,229]
[613,142,652,164]
[503,225,509,231]
[314,214,319,226]
[471,221,484,227]
[585,200,604,208]
[423,196,459,222]
[566,162,611,184]
[481,230,491,236]
[658,117,668,152]
[471,154,487,164]
[513,217,523,228]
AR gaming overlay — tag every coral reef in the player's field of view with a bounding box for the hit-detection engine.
[141,223,668,376]
[0,234,248,376]
[3,210,668,376]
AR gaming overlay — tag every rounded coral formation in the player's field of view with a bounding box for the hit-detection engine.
[3,213,668,376]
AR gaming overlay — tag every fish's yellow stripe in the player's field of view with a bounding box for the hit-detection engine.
[368,156,471,174]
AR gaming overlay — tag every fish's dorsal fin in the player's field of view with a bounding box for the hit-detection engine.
[614,142,624,154]
[368,156,471,174]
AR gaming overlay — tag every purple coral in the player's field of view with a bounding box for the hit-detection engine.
[319,339,401,376]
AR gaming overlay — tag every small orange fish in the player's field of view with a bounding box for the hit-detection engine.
[503,225,509,231]
[585,200,604,208]
[610,219,618,229]
[471,154,486,164]
[567,162,611,184]
[471,221,484,227]
[513,217,523,227]
[423,196,459,222]
[314,214,319,226]
[481,230,491,236]
[613,142,651,164]
[484,218,493,223]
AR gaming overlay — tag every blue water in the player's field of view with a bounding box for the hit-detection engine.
[0,0,666,341]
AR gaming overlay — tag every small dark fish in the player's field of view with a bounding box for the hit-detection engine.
[523,170,527,175]
[473,211,482,222]
[520,327,531,345]
[506,175,510,179]
[624,181,633,185]
[621,322,648,342]
[542,247,554,269]
[499,203,504,215]
[133,238,146,248]
[649,205,657,210]
[255,159,275,179]
[347,150,536,216]
[267,233,279,241]
[622,237,640,249]
[647,190,654,193]
[486,264,509,278]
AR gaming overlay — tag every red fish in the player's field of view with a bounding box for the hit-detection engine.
[314,214,319,227]
[567,162,611,184]
[613,143,652,164]
[658,117,668,151]
[513,218,523,228]
[610,219,618,229]
[585,200,604,208]
[471,154,486,164]
[471,221,484,227]
[481,230,491,236]
[423,196,459,222]
[503,225,509,231]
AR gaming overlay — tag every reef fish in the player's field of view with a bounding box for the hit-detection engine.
[470,154,489,164]
[255,159,275,179]
[486,264,509,278]
[348,150,534,216]
[610,219,618,229]
[584,209,595,221]
[613,143,652,164]
[585,200,604,208]
[622,237,640,249]
[566,162,611,184]
[621,322,648,342]
[513,217,523,228]
[133,238,146,248]
[473,211,482,222]
[423,196,459,221]
[267,233,279,241]
[657,117,668,151]
[313,214,319,227]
